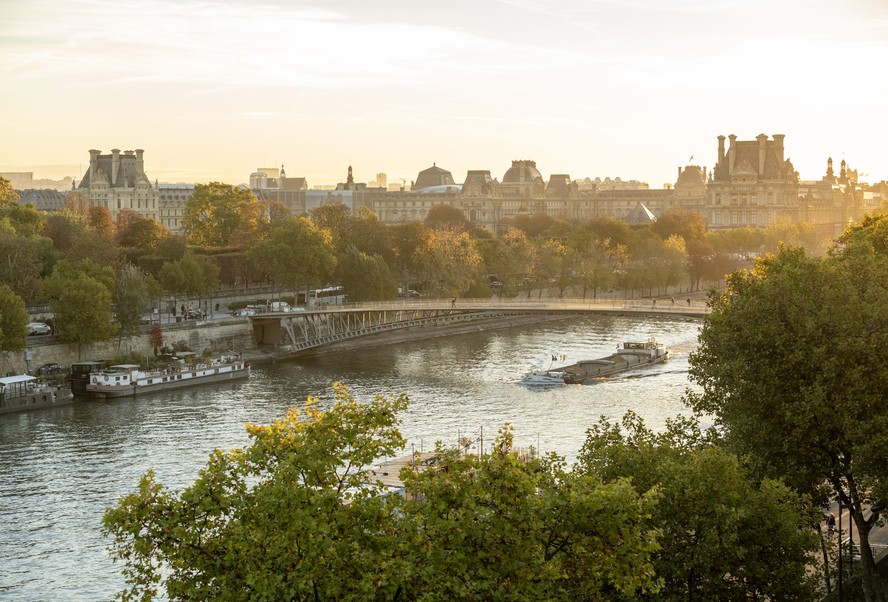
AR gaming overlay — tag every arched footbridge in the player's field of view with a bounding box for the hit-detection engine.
[248,298,709,355]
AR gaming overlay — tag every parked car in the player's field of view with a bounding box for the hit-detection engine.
[139,314,159,325]
[36,362,62,377]
[185,309,203,320]
[27,322,52,335]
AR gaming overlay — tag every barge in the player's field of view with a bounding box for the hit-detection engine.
[0,375,73,414]
[85,354,250,398]
[561,339,668,384]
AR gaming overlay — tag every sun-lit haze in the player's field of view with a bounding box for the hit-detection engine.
[1,0,886,187]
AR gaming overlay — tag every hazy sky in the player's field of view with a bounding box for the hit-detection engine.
[1,0,886,187]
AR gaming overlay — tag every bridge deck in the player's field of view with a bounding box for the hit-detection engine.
[247,297,709,355]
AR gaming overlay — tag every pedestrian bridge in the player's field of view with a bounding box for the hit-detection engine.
[248,298,709,354]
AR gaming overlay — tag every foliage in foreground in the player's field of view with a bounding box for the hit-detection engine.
[688,216,888,601]
[103,386,661,600]
[103,387,821,601]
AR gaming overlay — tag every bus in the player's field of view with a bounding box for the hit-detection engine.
[306,286,347,306]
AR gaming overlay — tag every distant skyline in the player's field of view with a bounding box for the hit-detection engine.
[2,0,886,188]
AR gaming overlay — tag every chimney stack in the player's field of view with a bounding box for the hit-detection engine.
[757,133,768,176]
[111,149,121,185]
[88,149,100,181]
[773,134,785,163]
[728,135,737,174]
[717,135,726,167]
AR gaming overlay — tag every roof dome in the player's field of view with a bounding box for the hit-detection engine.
[503,160,541,183]
[413,163,455,190]
[676,165,705,186]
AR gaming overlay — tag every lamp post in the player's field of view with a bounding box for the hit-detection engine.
[838,499,843,602]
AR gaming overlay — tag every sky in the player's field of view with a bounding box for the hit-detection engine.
[1,0,886,188]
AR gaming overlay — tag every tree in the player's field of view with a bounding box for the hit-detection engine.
[1,202,43,238]
[688,241,888,601]
[424,204,468,231]
[510,212,556,238]
[117,212,168,255]
[335,246,397,302]
[413,228,483,297]
[0,223,46,303]
[50,272,116,350]
[158,252,220,307]
[103,387,662,600]
[247,217,336,297]
[0,283,29,356]
[0,177,19,206]
[182,182,260,247]
[103,385,410,601]
[399,429,661,600]
[44,258,116,301]
[114,265,151,340]
[578,412,819,600]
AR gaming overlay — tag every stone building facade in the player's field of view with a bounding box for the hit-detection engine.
[366,134,863,236]
[76,149,159,221]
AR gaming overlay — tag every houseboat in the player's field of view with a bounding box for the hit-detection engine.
[85,354,250,398]
[0,375,73,414]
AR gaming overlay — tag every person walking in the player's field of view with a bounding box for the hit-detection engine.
[451,297,456,308]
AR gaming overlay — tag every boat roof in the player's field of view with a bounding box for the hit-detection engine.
[0,374,37,385]
[109,364,140,369]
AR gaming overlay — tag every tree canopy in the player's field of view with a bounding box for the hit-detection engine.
[578,411,819,600]
[0,283,29,355]
[688,218,888,600]
[183,182,260,247]
[103,387,665,601]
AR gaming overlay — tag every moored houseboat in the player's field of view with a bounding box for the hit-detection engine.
[0,375,74,414]
[85,354,250,398]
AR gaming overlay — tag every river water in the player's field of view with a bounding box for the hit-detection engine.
[0,314,701,600]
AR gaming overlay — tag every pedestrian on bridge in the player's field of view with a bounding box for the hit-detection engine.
[451,297,456,308]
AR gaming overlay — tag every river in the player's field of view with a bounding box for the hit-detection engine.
[0,313,701,600]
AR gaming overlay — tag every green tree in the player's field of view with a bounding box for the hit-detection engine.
[400,429,661,600]
[158,252,220,309]
[183,182,260,247]
[0,177,19,206]
[413,228,482,297]
[1,202,43,238]
[44,258,116,300]
[50,272,116,349]
[114,265,151,339]
[103,385,409,601]
[335,246,397,302]
[688,242,888,601]
[424,204,468,231]
[0,223,46,303]
[247,217,336,298]
[0,283,29,356]
[510,212,556,238]
[103,387,663,601]
[578,412,819,600]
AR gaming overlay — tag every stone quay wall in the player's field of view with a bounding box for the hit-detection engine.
[13,318,256,374]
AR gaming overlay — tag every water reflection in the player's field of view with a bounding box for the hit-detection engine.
[0,314,701,599]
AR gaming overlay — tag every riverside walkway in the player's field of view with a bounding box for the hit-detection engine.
[247,297,709,355]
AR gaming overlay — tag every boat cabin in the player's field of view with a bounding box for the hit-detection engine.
[0,375,38,401]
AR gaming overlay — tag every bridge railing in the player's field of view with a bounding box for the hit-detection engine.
[303,297,710,314]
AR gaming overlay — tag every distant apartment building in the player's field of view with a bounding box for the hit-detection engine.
[157,184,193,233]
[1,172,74,192]
[75,148,158,222]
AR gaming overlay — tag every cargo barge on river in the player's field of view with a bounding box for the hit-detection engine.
[522,339,668,386]
[561,339,668,384]
[85,354,250,398]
